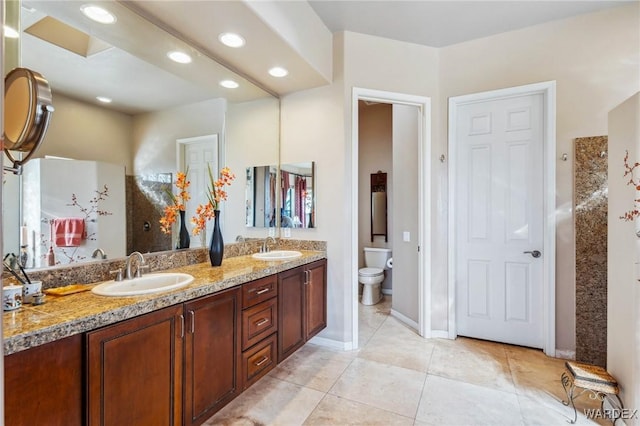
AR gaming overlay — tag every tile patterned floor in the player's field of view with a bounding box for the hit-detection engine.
[205,297,604,425]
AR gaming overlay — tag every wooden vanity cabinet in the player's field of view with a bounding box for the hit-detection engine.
[278,259,327,362]
[183,287,241,426]
[240,275,278,389]
[86,304,184,426]
[5,334,84,426]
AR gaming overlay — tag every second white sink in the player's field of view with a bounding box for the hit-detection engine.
[252,250,302,261]
[91,272,194,297]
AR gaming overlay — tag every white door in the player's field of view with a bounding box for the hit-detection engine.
[455,93,544,348]
[179,135,218,248]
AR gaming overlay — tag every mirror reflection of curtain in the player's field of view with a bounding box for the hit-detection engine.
[294,176,307,228]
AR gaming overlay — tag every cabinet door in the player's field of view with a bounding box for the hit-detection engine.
[305,259,327,340]
[278,265,306,362]
[5,334,84,426]
[184,287,241,426]
[87,305,184,426]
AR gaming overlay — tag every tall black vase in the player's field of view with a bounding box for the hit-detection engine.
[209,209,224,266]
[177,210,190,249]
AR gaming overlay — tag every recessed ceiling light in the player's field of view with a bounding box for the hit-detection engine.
[3,26,19,39]
[218,32,245,48]
[96,96,112,103]
[220,80,239,89]
[80,5,117,24]
[268,67,288,78]
[167,51,192,64]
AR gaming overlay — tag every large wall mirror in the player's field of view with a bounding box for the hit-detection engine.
[280,162,315,228]
[2,1,280,269]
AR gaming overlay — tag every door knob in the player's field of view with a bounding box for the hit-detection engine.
[523,250,542,258]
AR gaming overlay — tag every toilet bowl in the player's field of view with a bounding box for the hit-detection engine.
[358,247,391,305]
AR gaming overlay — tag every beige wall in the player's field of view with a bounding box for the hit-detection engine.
[358,102,392,264]
[392,104,420,322]
[607,93,639,418]
[226,98,280,241]
[282,3,639,351]
[438,2,640,351]
[131,98,226,176]
[37,93,133,172]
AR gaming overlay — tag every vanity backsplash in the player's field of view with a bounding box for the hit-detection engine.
[2,239,326,290]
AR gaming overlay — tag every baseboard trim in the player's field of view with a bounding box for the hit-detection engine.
[381,289,393,295]
[390,309,419,331]
[308,335,354,351]
[555,349,576,360]
[430,330,450,339]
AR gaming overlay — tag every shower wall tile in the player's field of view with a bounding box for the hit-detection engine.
[131,174,173,254]
[574,136,608,367]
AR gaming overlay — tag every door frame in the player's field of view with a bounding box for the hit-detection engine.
[351,87,432,348]
[447,81,557,356]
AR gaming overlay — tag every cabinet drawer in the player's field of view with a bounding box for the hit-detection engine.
[242,334,277,389]
[242,275,277,308]
[242,298,278,350]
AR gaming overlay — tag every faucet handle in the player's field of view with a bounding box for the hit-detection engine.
[110,269,123,281]
[136,264,151,278]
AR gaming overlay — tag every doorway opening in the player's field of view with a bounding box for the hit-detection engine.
[351,88,432,349]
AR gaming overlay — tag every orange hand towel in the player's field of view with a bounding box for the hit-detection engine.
[53,218,85,247]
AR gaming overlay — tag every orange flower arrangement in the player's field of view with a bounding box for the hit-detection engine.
[191,166,235,235]
[160,170,191,234]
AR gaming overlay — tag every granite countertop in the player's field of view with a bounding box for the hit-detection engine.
[3,250,325,355]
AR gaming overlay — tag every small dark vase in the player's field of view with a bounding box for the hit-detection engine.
[177,210,190,249]
[209,209,224,266]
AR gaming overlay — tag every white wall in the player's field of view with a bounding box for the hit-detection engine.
[607,93,639,420]
[438,2,640,351]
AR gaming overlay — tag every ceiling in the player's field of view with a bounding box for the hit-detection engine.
[17,1,633,115]
[308,0,633,47]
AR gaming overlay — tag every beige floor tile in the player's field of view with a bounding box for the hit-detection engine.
[428,338,516,393]
[358,296,392,347]
[517,393,602,426]
[268,343,356,392]
[416,374,524,426]
[358,316,435,372]
[328,358,427,418]
[204,376,324,426]
[304,394,414,425]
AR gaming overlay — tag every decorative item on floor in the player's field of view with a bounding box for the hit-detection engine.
[561,361,623,424]
[159,169,191,249]
[192,165,235,266]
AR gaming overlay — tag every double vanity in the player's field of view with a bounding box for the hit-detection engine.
[3,246,326,426]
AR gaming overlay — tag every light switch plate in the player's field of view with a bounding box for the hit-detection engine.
[403,231,410,242]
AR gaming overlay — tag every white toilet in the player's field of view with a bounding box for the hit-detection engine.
[359,247,392,305]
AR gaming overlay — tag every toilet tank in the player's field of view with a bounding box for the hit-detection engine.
[364,247,392,269]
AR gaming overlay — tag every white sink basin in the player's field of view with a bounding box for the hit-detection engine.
[252,250,303,261]
[91,272,194,297]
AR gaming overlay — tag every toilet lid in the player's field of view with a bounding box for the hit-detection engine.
[359,267,383,276]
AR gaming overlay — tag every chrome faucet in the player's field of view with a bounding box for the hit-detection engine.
[262,236,276,253]
[91,248,107,260]
[124,251,147,280]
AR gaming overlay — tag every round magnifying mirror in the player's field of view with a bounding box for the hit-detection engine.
[3,67,54,171]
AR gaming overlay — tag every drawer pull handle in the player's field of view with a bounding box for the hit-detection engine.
[256,287,270,295]
[254,356,269,366]
[255,318,269,327]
